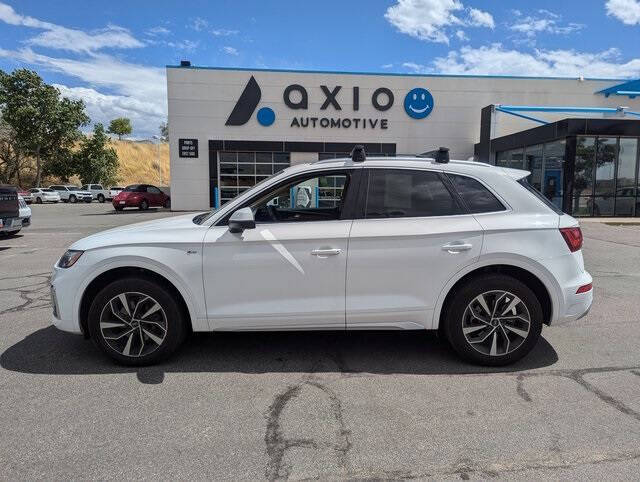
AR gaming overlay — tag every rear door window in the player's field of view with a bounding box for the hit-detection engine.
[364,169,462,218]
[447,174,506,213]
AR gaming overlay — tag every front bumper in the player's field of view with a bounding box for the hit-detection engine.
[50,264,83,334]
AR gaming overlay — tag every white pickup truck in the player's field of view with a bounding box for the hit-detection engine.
[81,184,111,203]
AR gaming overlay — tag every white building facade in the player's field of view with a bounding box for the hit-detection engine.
[167,65,640,212]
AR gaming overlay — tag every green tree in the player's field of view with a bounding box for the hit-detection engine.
[159,121,168,141]
[0,69,88,186]
[74,123,119,185]
[107,117,132,140]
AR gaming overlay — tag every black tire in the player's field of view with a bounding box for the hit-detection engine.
[69,195,77,204]
[98,194,105,203]
[442,274,543,366]
[139,199,149,210]
[84,198,92,203]
[87,277,187,366]
[114,206,123,211]
[36,197,42,204]
[163,197,171,209]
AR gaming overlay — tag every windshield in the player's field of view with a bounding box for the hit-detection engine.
[66,185,81,190]
[196,170,288,224]
[124,185,142,192]
[42,188,54,192]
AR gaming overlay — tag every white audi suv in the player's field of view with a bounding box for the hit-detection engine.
[50,150,592,366]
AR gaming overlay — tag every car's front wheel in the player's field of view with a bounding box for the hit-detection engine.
[35,197,42,204]
[88,277,187,365]
[69,195,77,203]
[139,199,149,210]
[443,274,543,366]
[97,194,105,203]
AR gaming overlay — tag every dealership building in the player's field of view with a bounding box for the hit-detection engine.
[167,64,640,216]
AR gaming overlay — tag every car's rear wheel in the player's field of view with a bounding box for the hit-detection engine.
[69,194,77,203]
[443,274,543,366]
[88,277,187,365]
[97,194,105,203]
[163,198,171,209]
[139,199,149,210]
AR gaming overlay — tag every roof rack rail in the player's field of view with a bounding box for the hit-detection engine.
[417,147,450,163]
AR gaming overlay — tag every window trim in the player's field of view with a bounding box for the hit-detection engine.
[444,172,510,215]
[358,167,467,220]
[216,167,363,226]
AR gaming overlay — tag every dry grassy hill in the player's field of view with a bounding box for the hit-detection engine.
[112,140,170,187]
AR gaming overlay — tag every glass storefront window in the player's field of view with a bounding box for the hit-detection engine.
[496,148,525,169]
[615,138,638,216]
[524,144,544,191]
[543,140,565,208]
[595,137,617,195]
[574,137,595,197]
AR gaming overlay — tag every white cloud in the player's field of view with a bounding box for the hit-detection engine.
[211,28,239,36]
[509,10,584,39]
[0,2,142,53]
[0,46,166,136]
[189,17,208,31]
[605,0,640,25]
[455,29,469,41]
[468,8,494,28]
[381,63,394,68]
[146,26,171,36]
[165,39,199,51]
[384,0,494,44]
[403,44,640,78]
[222,46,239,56]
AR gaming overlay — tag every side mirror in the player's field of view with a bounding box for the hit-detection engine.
[228,207,256,233]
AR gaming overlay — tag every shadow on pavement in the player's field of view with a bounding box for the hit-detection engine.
[1,327,558,383]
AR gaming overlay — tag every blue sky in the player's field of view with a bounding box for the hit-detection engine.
[1,0,639,137]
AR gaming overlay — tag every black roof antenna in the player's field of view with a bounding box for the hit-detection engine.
[351,145,366,162]
[434,147,450,163]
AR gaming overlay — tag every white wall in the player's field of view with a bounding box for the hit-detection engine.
[167,67,640,210]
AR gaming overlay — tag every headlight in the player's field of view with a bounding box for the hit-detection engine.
[57,250,84,268]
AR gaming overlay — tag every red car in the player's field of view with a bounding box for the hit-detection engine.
[112,184,170,211]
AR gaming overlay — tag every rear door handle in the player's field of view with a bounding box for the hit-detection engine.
[311,248,342,257]
[442,242,473,253]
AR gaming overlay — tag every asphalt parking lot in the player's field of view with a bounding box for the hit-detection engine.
[1,202,640,480]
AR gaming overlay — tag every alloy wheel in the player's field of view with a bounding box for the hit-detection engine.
[99,292,168,357]
[461,290,531,357]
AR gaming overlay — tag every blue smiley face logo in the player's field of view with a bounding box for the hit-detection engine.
[404,88,434,119]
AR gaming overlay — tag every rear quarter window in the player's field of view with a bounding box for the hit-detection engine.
[448,174,506,214]
[517,179,564,215]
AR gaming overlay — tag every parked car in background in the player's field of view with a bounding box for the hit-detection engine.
[29,188,61,204]
[17,187,33,204]
[18,195,31,231]
[49,185,93,203]
[0,185,20,236]
[112,184,170,211]
[82,184,111,203]
[109,186,124,199]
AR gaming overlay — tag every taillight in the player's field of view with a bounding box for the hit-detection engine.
[559,227,583,252]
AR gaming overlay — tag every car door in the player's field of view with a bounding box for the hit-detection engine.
[346,168,483,330]
[202,168,361,330]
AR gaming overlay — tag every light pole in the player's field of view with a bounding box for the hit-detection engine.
[152,135,162,186]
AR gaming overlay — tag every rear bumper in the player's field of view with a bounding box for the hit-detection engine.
[550,270,593,326]
[0,217,22,233]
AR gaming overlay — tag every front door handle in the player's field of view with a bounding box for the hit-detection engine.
[442,242,473,253]
[311,248,342,257]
